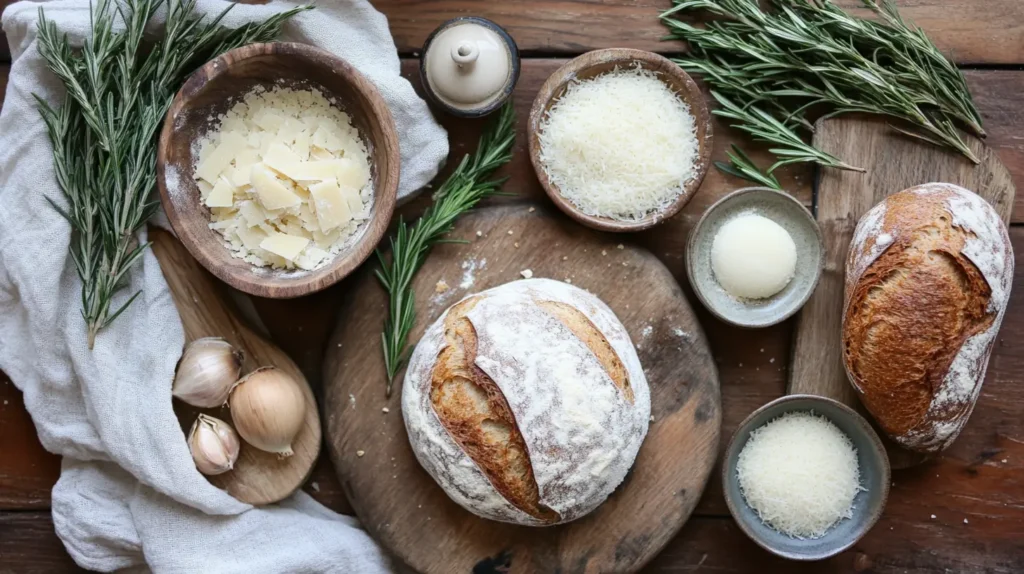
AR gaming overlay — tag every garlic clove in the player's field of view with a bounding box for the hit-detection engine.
[188,414,241,475]
[229,367,307,457]
[173,337,244,408]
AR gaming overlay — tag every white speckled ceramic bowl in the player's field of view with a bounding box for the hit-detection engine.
[686,187,824,328]
[723,395,891,561]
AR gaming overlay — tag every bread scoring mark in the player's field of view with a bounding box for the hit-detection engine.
[535,299,634,403]
[843,189,997,451]
[429,296,560,523]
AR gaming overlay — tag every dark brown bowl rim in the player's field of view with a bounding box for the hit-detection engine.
[156,42,399,299]
[527,48,713,233]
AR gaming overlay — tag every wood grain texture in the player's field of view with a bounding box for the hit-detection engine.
[370,0,1024,64]
[5,56,1024,570]
[0,375,61,510]
[1,0,1024,64]
[0,513,85,573]
[527,48,712,232]
[152,228,322,505]
[157,42,400,299]
[323,203,721,574]
[397,62,1024,226]
[790,116,1014,467]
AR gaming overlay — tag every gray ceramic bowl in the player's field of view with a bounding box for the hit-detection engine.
[687,187,824,328]
[723,395,891,561]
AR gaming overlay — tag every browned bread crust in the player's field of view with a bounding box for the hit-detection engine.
[535,300,633,403]
[842,184,1013,453]
[430,296,559,522]
[404,279,651,526]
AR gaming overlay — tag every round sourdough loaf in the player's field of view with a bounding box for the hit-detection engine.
[843,183,1013,453]
[402,278,651,526]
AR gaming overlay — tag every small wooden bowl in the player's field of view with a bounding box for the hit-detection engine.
[528,48,712,233]
[157,42,400,299]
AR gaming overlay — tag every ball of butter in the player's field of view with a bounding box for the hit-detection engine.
[711,213,797,299]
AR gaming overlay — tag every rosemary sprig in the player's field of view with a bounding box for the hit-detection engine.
[661,0,983,166]
[376,103,516,395]
[36,0,309,348]
[711,91,864,173]
[715,145,784,190]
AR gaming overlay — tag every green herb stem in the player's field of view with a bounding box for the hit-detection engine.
[376,103,516,396]
[36,0,309,347]
[661,0,983,167]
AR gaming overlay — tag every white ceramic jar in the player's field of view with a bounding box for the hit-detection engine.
[420,17,520,117]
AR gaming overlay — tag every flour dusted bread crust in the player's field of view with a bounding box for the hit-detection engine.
[402,278,651,525]
[843,183,1013,453]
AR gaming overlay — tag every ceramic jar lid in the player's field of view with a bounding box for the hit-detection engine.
[420,17,520,117]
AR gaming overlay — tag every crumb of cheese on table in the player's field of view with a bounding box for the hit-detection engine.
[193,85,372,271]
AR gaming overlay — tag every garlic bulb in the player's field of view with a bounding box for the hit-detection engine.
[188,414,241,475]
[173,338,244,408]
[229,367,306,457]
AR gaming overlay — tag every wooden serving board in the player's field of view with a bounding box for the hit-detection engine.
[151,228,322,505]
[790,116,1015,467]
[323,204,721,574]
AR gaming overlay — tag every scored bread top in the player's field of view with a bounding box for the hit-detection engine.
[843,183,1013,452]
[403,278,650,525]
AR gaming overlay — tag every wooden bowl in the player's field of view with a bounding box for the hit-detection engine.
[157,42,400,299]
[527,48,712,233]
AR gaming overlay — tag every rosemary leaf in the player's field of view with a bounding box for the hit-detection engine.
[36,0,310,348]
[714,145,784,190]
[661,0,983,166]
[376,103,516,396]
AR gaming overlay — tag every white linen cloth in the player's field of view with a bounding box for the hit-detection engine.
[0,0,448,571]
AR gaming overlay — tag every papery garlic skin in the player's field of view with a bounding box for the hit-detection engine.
[173,338,244,408]
[229,367,306,457]
[189,414,241,475]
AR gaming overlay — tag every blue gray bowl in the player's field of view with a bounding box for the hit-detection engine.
[723,395,890,561]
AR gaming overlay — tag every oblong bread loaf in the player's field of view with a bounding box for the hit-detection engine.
[842,183,1013,453]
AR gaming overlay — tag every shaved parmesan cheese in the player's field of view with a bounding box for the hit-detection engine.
[736,412,863,539]
[205,178,234,208]
[309,179,353,232]
[260,232,309,261]
[196,132,248,184]
[282,160,346,182]
[263,142,303,175]
[334,157,369,190]
[250,164,301,210]
[537,66,699,221]
[191,85,372,271]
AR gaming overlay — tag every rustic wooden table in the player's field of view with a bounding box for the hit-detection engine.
[1,2,1023,572]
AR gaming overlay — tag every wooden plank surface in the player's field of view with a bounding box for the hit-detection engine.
[2,1,1024,63]
[370,0,1024,64]
[791,114,1013,415]
[3,13,1024,572]
[324,204,721,574]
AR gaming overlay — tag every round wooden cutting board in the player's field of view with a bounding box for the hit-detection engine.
[323,203,721,574]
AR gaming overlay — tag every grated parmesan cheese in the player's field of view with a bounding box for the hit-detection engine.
[537,66,699,221]
[192,85,372,271]
[736,411,864,539]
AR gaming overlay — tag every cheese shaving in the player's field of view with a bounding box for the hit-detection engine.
[736,411,863,539]
[193,85,372,271]
[537,66,699,221]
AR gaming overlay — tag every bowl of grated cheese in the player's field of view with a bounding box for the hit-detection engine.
[723,395,891,561]
[157,42,399,298]
[528,48,713,232]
